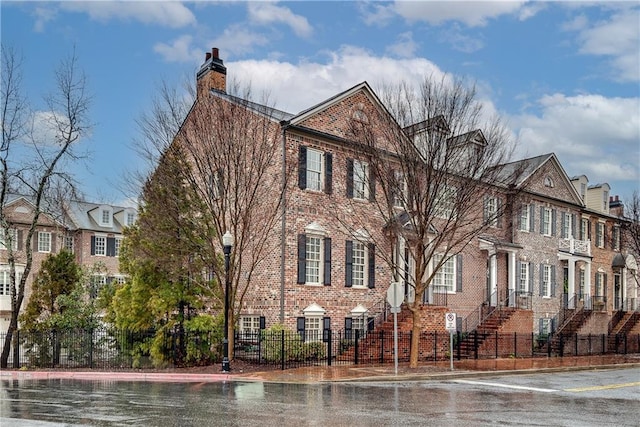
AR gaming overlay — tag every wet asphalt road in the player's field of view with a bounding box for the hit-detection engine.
[1,367,637,426]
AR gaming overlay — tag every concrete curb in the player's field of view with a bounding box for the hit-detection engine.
[0,370,234,383]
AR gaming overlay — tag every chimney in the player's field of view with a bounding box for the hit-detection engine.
[196,47,227,97]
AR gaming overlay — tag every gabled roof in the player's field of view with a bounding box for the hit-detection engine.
[289,81,388,126]
[3,194,66,228]
[447,129,487,147]
[403,115,451,138]
[494,153,583,205]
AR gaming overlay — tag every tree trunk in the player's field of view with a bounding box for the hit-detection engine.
[0,320,16,368]
[409,301,421,368]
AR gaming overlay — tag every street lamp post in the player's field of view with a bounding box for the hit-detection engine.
[222,231,234,373]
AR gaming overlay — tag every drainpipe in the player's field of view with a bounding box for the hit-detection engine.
[279,121,290,324]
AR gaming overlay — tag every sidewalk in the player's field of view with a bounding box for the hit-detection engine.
[2,354,639,384]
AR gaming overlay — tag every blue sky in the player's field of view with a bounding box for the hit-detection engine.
[2,1,639,206]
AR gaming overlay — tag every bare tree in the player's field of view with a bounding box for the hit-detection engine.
[621,191,640,288]
[340,76,523,367]
[132,79,293,358]
[1,46,91,368]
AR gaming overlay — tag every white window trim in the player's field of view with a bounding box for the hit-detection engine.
[542,208,552,236]
[351,240,368,288]
[519,205,530,232]
[239,315,262,334]
[432,253,456,294]
[0,228,18,251]
[305,234,323,285]
[306,148,324,192]
[519,262,530,292]
[542,265,552,298]
[304,315,323,342]
[38,231,52,253]
[596,222,605,248]
[353,159,369,200]
[94,234,107,257]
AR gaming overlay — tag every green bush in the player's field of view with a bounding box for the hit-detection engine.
[184,314,222,365]
[260,324,304,362]
[303,341,326,360]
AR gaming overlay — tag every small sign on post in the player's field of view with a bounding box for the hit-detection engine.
[386,282,403,376]
[445,312,457,371]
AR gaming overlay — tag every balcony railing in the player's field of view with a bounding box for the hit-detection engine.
[558,238,591,256]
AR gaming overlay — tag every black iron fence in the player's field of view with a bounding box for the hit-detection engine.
[2,328,639,370]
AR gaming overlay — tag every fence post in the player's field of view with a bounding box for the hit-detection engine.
[89,328,94,369]
[280,330,285,371]
[495,331,498,359]
[456,331,461,360]
[547,333,551,358]
[601,334,605,355]
[559,334,564,357]
[433,331,437,362]
[379,330,384,364]
[354,329,359,365]
[327,329,332,366]
[514,332,517,358]
[474,331,478,360]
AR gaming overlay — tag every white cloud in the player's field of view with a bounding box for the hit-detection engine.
[32,6,57,32]
[154,35,200,63]
[573,10,640,82]
[386,32,419,58]
[210,25,271,57]
[247,2,312,38]
[60,1,196,28]
[512,93,640,188]
[392,1,529,27]
[439,24,485,53]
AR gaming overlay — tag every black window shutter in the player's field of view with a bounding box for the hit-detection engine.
[91,236,96,256]
[516,261,522,287]
[324,152,332,194]
[322,317,331,342]
[367,243,375,289]
[528,205,535,232]
[551,318,557,333]
[17,230,23,251]
[298,146,307,190]
[51,233,57,253]
[346,158,354,198]
[368,166,376,201]
[345,318,353,340]
[496,198,502,228]
[538,318,544,334]
[367,317,375,332]
[561,213,567,237]
[296,317,305,340]
[456,254,463,292]
[259,316,266,330]
[323,237,332,286]
[603,225,607,248]
[551,209,557,236]
[106,237,115,257]
[540,207,545,234]
[571,214,577,238]
[517,207,522,230]
[528,263,533,292]
[297,234,306,284]
[603,274,608,296]
[551,265,556,296]
[345,240,353,287]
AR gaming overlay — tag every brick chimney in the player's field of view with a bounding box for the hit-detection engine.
[196,47,227,97]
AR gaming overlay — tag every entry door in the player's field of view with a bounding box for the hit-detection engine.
[614,273,621,310]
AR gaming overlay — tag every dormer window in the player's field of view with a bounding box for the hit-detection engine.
[99,205,113,227]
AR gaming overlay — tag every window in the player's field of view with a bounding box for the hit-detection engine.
[353,160,369,199]
[101,209,112,226]
[0,269,11,296]
[436,186,457,219]
[297,226,331,286]
[578,269,585,299]
[90,275,106,298]
[596,223,604,248]
[541,264,552,297]
[393,171,406,208]
[544,176,554,187]
[111,275,126,285]
[64,235,74,253]
[612,226,620,250]
[299,147,327,192]
[433,254,455,293]
[542,208,552,236]
[115,238,122,256]
[0,228,17,251]
[305,316,322,342]
[239,315,263,334]
[540,318,553,336]
[126,212,136,226]
[306,236,322,284]
[595,272,605,296]
[581,218,590,241]
[483,196,500,227]
[94,235,106,256]
[38,232,51,253]
[518,262,530,292]
[561,213,572,239]
[345,240,375,288]
[519,205,530,232]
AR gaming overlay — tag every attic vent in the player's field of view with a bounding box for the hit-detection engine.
[544,176,554,188]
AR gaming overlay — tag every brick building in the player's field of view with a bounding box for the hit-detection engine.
[0,194,136,332]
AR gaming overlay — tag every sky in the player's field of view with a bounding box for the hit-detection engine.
[2,1,639,207]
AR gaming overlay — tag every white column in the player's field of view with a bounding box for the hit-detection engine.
[584,261,592,308]
[568,258,576,309]
[490,253,498,306]
[508,252,516,306]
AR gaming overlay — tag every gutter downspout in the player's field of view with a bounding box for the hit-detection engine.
[279,121,290,323]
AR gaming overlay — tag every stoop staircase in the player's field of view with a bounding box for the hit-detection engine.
[457,306,516,358]
[608,311,640,351]
[548,307,591,354]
